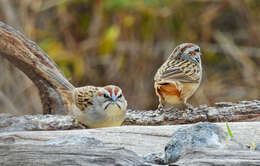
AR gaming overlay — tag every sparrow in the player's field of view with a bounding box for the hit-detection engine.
[72,85,127,128]
[154,43,202,110]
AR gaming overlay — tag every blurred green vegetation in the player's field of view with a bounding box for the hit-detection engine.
[0,0,259,113]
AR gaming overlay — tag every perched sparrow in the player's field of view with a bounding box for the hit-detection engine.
[154,43,202,110]
[72,85,127,128]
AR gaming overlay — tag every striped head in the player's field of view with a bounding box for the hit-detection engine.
[169,43,201,65]
[95,85,127,111]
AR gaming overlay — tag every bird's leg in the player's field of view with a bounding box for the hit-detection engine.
[157,96,165,113]
[158,103,164,112]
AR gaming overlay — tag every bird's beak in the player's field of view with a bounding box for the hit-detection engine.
[111,94,117,102]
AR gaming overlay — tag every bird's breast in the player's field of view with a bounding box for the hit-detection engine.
[73,103,126,128]
[105,103,126,120]
[89,103,126,128]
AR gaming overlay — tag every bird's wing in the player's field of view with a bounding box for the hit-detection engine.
[74,86,99,111]
[154,58,201,83]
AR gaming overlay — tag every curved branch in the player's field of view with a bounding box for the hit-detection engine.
[0,21,75,114]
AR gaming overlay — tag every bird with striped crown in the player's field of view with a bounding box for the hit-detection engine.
[72,85,127,128]
[154,43,202,110]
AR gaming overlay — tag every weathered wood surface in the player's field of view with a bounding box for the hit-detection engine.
[0,144,148,166]
[1,122,260,165]
[125,100,260,125]
[0,114,76,132]
[1,99,260,132]
[0,100,259,131]
[0,99,259,134]
[1,100,258,134]
[0,21,74,114]
[174,148,260,166]
[1,122,260,157]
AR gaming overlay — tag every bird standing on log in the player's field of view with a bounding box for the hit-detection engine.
[154,43,202,110]
[72,85,127,128]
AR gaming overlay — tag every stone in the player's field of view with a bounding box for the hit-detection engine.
[164,122,228,163]
[143,152,165,165]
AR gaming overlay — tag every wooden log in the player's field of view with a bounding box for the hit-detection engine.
[124,100,260,125]
[0,100,259,132]
[0,21,74,114]
[1,122,260,156]
[175,148,260,166]
[0,122,260,165]
[0,144,147,166]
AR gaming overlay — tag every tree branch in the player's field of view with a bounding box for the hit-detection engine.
[0,21,74,114]
[124,100,260,125]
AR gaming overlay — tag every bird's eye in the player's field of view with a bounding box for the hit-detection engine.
[118,94,122,98]
[195,48,200,52]
[103,94,109,98]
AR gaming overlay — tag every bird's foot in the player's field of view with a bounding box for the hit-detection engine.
[157,104,164,113]
[185,103,194,111]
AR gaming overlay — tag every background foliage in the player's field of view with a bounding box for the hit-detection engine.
[0,0,259,114]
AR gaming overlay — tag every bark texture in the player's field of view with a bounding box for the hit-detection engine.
[0,21,74,114]
[174,148,260,166]
[0,144,147,166]
[1,120,260,156]
[0,122,260,165]
[0,100,259,133]
[124,100,260,125]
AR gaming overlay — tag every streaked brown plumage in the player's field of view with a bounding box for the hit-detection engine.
[154,43,202,110]
[74,86,98,110]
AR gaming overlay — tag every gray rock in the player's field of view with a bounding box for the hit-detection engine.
[164,122,228,163]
